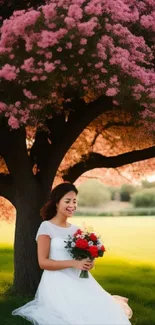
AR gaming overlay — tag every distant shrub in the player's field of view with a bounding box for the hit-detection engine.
[141,180,155,189]
[75,208,155,217]
[77,179,111,207]
[106,186,120,200]
[120,184,136,202]
[131,188,155,207]
[119,208,155,216]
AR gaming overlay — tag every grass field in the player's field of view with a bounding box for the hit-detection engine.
[0,217,155,325]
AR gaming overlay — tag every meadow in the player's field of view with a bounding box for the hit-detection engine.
[0,216,155,325]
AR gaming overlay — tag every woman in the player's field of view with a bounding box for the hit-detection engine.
[12,182,133,325]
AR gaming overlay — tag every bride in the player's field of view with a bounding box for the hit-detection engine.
[12,182,133,325]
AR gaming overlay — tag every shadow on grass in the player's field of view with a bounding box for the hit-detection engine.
[1,248,155,325]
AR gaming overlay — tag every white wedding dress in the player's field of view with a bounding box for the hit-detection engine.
[12,221,133,325]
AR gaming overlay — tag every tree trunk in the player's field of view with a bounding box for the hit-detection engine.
[12,183,48,296]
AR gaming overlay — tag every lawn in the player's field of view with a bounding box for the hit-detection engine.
[0,217,155,325]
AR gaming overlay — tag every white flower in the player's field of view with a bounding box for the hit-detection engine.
[81,235,85,239]
[76,234,82,238]
[88,241,94,246]
[71,242,76,247]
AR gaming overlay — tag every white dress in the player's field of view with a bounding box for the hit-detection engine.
[12,221,133,325]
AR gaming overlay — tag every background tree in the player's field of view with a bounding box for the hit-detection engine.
[77,179,111,207]
[1,0,155,295]
[132,187,155,207]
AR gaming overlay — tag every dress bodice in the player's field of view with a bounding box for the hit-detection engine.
[35,220,79,261]
[35,220,80,278]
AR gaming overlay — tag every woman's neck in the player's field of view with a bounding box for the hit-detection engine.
[50,216,68,226]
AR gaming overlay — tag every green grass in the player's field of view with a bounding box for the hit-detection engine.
[1,248,155,325]
[1,217,155,324]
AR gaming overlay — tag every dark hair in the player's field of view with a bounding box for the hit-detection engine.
[40,182,78,220]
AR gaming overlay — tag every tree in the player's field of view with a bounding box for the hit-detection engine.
[1,0,155,295]
[77,179,111,207]
[132,187,155,207]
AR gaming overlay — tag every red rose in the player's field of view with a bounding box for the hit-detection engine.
[89,233,97,241]
[88,246,99,257]
[75,238,89,249]
[100,245,106,252]
[74,229,82,237]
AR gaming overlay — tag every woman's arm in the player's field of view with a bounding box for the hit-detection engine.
[37,235,75,270]
[37,235,93,271]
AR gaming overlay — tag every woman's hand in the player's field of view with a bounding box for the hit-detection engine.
[72,258,94,270]
[88,259,95,270]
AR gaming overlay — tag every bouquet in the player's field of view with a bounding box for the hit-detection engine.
[64,227,106,278]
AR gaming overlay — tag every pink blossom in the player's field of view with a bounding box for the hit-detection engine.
[45,52,52,59]
[81,79,87,84]
[85,3,102,16]
[60,65,68,71]
[78,18,98,36]
[32,76,39,81]
[54,60,61,65]
[113,100,119,106]
[78,48,85,55]
[66,42,72,49]
[38,29,67,49]
[79,68,83,73]
[44,62,56,72]
[12,108,18,114]
[37,61,43,66]
[42,4,56,21]
[15,101,21,107]
[110,75,117,83]
[35,68,43,75]
[80,38,87,45]
[64,17,76,29]
[57,47,62,52]
[70,35,75,40]
[141,12,155,32]
[72,0,86,4]
[0,64,17,80]
[95,62,103,69]
[97,82,106,89]
[101,68,108,74]
[106,88,119,96]
[68,5,83,20]
[9,54,15,59]
[8,116,19,129]
[40,76,47,81]
[20,115,29,123]
[52,92,57,98]
[65,98,71,102]
[0,102,6,112]
[21,58,34,72]
[23,89,37,99]
[1,0,155,128]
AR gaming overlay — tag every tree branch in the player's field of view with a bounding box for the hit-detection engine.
[30,130,51,172]
[63,146,155,183]
[0,124,34,187]
[41,95,115,187]
[89,121,134,148]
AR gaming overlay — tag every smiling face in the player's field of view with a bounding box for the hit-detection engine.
[56,191,77,218]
